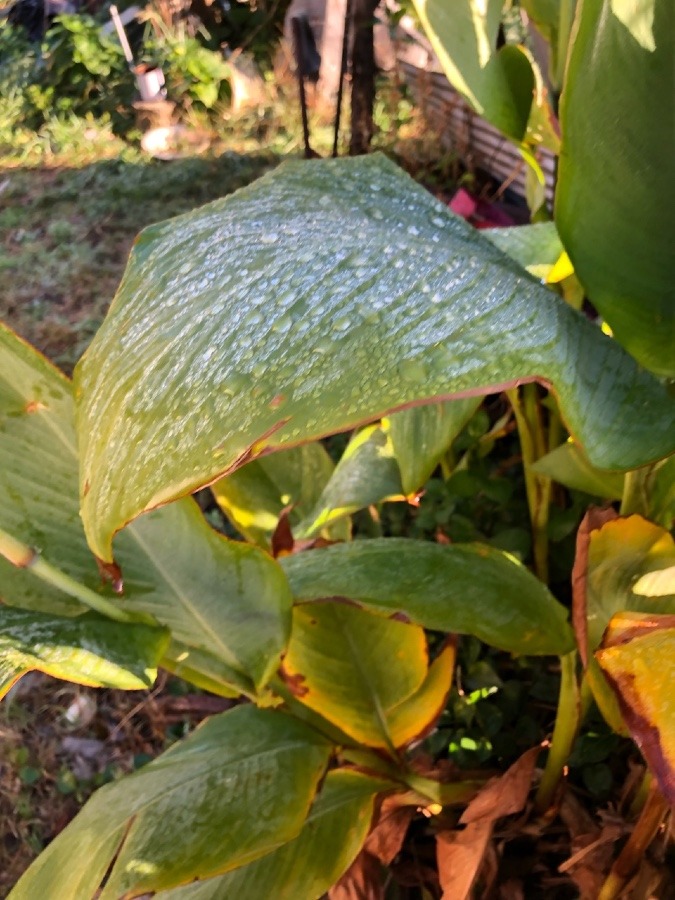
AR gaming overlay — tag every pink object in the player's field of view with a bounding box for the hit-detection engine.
[449,188,517,229]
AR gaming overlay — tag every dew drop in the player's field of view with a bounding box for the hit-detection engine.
[261,232,279,244]
[399,359,427,382]
[407,225,420,236]
[431,215,445,227]
[332,316,351,332]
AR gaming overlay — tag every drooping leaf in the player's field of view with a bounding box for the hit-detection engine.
[556,0,675,376]
[296,425,404,538]
[436,821,493,900]
[484,222,565,281]
[532,441,625,499]
[281,539,574,656]
[386,399,480,496]
[211,441,348,548]
[596,612,675,805]
[0,324,291,697]
[459,746,541,824]
[281,601,429,750]
[153,769,393,900]
[0,609,169,699]
[74,155,675,562]
[411,0,550,147]
[10,706,332,900]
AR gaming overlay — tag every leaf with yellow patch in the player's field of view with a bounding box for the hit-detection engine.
[596,612,675,806]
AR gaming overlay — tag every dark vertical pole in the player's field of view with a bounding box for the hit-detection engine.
[349,0,379,155]
[291,16,313,160]
[332,0,353,158]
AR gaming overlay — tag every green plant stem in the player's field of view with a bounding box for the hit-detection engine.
[629,769,653,818]
[0,526,138,624]
[598,780,669,900]
[620,467,643,516]
[507,385,551,583]
[535,651,579,813]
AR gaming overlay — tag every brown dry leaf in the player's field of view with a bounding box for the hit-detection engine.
[328,795,415,900]
[460,746,541,825]
[558,793,623,898]
[436,820,493,900]
[571,506,618,667]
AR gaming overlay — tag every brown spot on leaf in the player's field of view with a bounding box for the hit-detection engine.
[571,506,618,667]
[96,557,124,594]
[278,663,309,698]
[268,394,286,409]
[24,400,47,414]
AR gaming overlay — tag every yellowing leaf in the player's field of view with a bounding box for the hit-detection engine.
[596,612,675,806]
[281,601,428,751]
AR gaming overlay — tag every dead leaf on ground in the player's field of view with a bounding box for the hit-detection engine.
[329,795,415,900]
[436,819,493,900]
[460,746,541,825]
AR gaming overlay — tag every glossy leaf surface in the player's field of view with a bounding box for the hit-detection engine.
[0,609,168,699]
[596,612,675,805]
[0,325,291,697]
[297,425,403,538]
[282,601,428,750]
[74,156,675,562]
[155,769,392,900]
[211,442,348,547]
[386,400,480,496]
[282,539,573,656]
[556,0,675,375]
[10,706,332,899]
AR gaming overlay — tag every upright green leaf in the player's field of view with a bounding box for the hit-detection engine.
[556,0,675,375]
[0,324,291,697]
[211,441,348,548]
[532,440,625,499]
[73,156,675,562]
[10,706,332,900]
[282,601,428,750]
[296,425,404,538]
[0,609,168,698]
[153,770,394,900]
[281,539,574,656]
[386,399,480,496]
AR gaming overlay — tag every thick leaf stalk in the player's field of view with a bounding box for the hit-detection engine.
[534,651,580,813]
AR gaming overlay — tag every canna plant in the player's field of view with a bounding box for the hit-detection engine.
[2,3,675,897]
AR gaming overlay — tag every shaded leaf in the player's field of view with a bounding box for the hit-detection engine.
[154,770,392,900]
[73,155,675,562]
[436,821,493,900]
[386,400,480,496]
[211,442,348,548]
[281,601,428,750]
[282,539,574,656]
[532,441,625,499]
[596,612,675,805]
[459,745,540,824]
[0,609,168,699]
[10,706,332,899]
[484,223,564,281]
[556,0,675,375]
[0,324,291,697]
[297,425,404,539]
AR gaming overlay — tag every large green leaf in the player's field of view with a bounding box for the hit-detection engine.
[0,609,168,698]
[0,324,291,697]
[296,425,404,538]
[532,440,625,499]
[556,0,674,375]
[386,400,480,496]
[211,441,348,548]
[154,769,393,900]
[74,156,675,562]
[281,538,573,656]
[10,705,332,900]
[282,601,429,750]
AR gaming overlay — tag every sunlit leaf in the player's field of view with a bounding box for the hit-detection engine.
[297,425,404,538]
[282,539,574,656]
[211,442,348,548]
[0,324,291,697]
[0,609,168,699]
[153,770,393,900]
[281,601,428,751]
[633,566,675,598]
[10,706,332,899]
[556,0,675,375]
[484,222,564,281]
[74,155,675,562]
[596,612,675,805]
